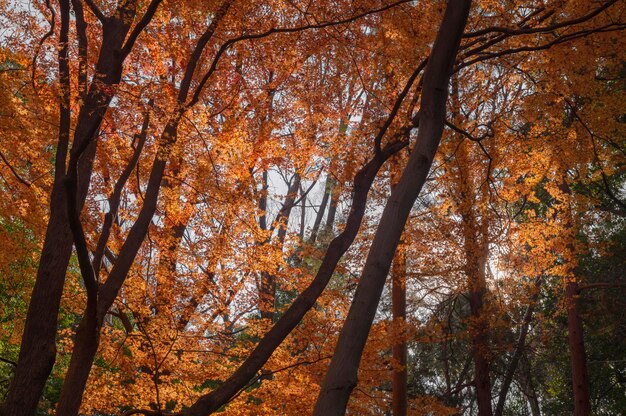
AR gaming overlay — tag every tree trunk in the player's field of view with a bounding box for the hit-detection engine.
[1,183,73,416]
[324,179,339,236]
[566,280,591,416]
[469,289,493,416]
[184,139,408,416]
[391,155,407,416]
[518,353,541,416]
[55,308,100,415]
[313,2,471,414]
[495,279,541,416]
[463,205,492,416]
[391,241,407,416]
[3,2,72,413]
[309,175,331,244]
[259,174,300,321]
[2,5,139,412]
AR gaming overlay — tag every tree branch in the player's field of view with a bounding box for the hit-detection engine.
[0,151,31,187]
[121,0,163,57]
[187,0,415,108]
[83,0,106,23]
[92,103,152,275]
[464,0,618,38]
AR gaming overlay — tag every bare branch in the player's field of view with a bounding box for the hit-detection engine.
[0,151,31,187]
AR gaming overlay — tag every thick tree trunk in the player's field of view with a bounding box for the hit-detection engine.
[566,280,591,416]
[3,5,138,413]
[2,184,73,416]
[313,2,471,414]
[2,2,72,413]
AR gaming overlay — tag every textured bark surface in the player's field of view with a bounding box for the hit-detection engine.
[313,2,471,414]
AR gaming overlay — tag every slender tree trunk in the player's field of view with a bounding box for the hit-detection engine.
[463,207,493,416]
[469,289,492,416]
[518,353,541,416]
[299,184,307,240]
[52,2,232,411]
[309,175,331,244]
[566,280,591,416]
[324,179,338,236]
[259,174,300,321]
[391,241,407,416]
[313,3,471,414]
[464,207,492,416]
[55,307,100,415]
[495,279,541,416]
[391,156,407,416]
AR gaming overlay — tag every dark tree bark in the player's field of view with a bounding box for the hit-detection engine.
[1,3,72,414]
[55,3,232,413]
[313,2,471,414]
[461,188,492,416]
[566,279,591,416]
[468,286,492,416]
[2,1,160,413]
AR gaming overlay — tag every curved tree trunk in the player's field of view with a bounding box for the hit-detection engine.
[184,138,408,416]
[313,2,471,414]
[2,2,144,412]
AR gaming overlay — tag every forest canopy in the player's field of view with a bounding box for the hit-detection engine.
[0,0,624,415]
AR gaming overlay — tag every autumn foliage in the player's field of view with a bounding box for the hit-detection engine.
[0,0,624,415]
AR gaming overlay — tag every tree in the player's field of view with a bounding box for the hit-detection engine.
[0,0,624,415]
